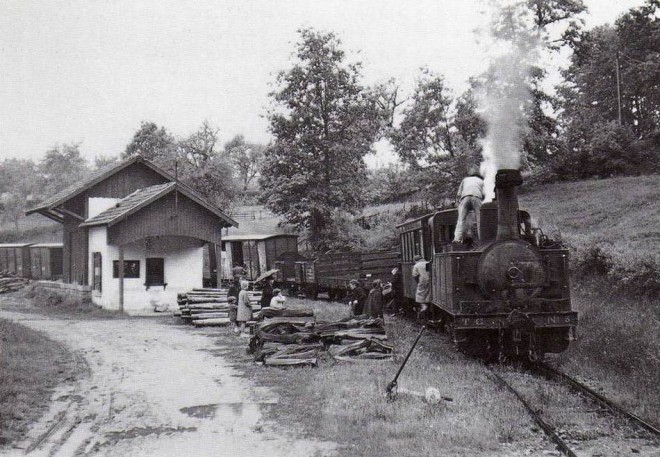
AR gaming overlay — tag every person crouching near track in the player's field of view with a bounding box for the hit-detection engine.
[270,288,286,310]
[412,255,431,321]
[236,280,252,336]
[348,279,367,316]
[363,279,384,319]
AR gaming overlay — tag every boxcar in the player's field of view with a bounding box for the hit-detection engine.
[29,243,64,280]
[0,243,32,277]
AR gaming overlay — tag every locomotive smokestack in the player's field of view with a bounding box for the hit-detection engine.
[495,169,523,241]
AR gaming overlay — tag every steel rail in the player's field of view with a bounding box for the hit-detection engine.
[487,368,577,457]
[536,363,660,438]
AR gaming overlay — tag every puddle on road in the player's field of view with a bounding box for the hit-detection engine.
[179,403,219,419]
[179,402,263,429]
[105,425,197,441]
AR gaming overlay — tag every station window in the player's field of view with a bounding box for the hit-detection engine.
[145,257,165,286]
[112,260,140,278]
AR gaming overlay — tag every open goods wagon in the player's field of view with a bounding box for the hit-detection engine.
[297,250,400,300]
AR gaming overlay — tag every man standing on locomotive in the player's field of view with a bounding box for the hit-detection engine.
[412,255,430,321]
[453,166,484,243]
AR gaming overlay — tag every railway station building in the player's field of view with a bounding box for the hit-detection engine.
[26,155,237,314]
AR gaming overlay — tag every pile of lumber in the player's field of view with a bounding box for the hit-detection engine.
[250,314,393,366]
[176,288,262,327]
[320,317,393,362]
[0,272,29,294]
[251,309,320,366]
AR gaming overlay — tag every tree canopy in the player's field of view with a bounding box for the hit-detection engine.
[260,28,385,250]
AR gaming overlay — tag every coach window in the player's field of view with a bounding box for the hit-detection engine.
[404,231,412,260]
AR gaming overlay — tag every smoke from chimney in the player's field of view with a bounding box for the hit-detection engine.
[477,3,540,201]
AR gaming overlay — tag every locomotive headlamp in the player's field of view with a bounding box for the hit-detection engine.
[507,266,523,280]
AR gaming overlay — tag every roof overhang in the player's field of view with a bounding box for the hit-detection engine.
[80,183,238,229]
[26,155,178,217]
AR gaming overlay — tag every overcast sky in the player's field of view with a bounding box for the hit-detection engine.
[0,0,646,166]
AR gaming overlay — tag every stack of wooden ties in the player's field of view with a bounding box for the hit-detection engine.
[0,272,29,294]
[176,288,262,327]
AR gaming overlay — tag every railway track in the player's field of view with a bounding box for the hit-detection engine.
[486,367,578,457]
[535,363,660,438]
[487,362,660,457]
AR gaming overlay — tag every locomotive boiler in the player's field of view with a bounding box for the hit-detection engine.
[397,169,577,361]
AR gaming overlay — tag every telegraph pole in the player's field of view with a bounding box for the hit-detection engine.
[615,53,622,126]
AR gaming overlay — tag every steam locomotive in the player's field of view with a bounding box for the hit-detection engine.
[397,169,577,360]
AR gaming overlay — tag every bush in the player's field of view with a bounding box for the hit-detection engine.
[569,237,614,276]
[607,248,660,296]
[567,236,660,297]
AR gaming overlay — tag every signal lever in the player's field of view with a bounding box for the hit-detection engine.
[386,326,426,400]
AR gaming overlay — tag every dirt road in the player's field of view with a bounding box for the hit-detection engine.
[0,310,335,457]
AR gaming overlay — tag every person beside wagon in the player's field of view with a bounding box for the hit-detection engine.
[412,255,430,321]
[347,279,367,316]
[363,279,384,319]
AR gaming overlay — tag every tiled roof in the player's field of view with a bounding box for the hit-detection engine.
[80,182,238,228]
[81,183,175,227]
[26,155,175,215]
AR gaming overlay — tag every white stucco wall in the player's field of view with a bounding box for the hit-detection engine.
[88,197,120,219]
[89,230,204,315]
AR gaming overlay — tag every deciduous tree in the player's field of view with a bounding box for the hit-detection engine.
[224,135,265,195]
[260,28,383,250]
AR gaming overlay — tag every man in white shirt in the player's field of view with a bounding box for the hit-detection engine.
[453,167,484,243]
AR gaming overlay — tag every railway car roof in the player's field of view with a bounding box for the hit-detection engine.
[222,234,297,241]
[29,243,64,248]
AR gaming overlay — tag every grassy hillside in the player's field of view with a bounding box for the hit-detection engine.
[520,174,660,296]
[520,175,659,423]
[520,174,660,255]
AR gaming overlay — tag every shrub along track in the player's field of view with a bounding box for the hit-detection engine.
[485,361,660,456]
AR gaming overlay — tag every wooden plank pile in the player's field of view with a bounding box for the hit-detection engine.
[0,271,30,294]
[176,288,262,327]
[251,311,321,366]
[250,314,393,367]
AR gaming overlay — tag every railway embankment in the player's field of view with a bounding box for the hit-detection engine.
[520,174,660,429]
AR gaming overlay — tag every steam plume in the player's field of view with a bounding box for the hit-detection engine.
[478,4,540,201]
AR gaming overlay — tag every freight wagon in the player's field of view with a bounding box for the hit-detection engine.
[0,242,63,280]
[290,250,400,300]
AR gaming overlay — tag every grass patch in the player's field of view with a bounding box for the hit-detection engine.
[14,285,127,319]
[211,298,545,456]
[555,276,660,425]
[0,318,77,448]
[520,174,660,296]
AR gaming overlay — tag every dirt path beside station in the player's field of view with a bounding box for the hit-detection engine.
[0,309,335,457]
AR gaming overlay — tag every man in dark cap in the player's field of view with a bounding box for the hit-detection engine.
[347,279,367,316]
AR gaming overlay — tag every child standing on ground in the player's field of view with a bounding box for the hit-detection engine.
[227,296,238,332]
